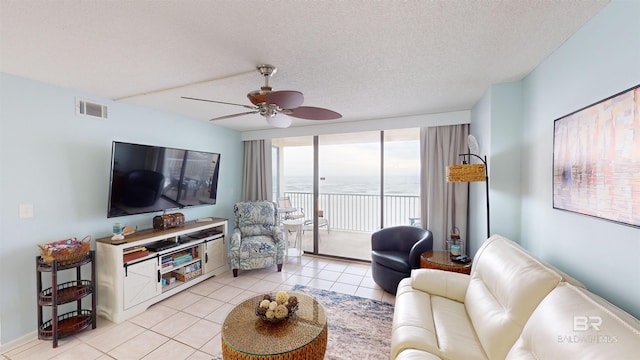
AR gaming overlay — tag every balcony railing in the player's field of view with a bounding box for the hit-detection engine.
[283,192,420,233]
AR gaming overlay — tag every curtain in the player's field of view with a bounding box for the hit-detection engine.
[420,125,469,251]
[241,139,272,201]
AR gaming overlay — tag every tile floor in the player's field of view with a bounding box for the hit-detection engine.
[1,255,394,360]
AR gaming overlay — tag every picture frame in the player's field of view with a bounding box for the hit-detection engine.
[553,84,640,228]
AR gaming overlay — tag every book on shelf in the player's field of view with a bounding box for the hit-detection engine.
[173,254,193,266]
[173,260,201,274]
[123,246,147,255]
[123,247,149,262]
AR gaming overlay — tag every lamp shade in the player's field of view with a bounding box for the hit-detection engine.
[266,114,292,128]
[446,163,486,182]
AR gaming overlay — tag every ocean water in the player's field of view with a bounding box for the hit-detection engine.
[283,175,419,195]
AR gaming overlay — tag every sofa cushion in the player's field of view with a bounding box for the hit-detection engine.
[392,278,487,360]
[531,255,586,289]
[239,235,277,257]
[395,349,441,360]
[391,278,439,357]
[506,282,640,359]
[240,224,275,237]
[234,201,278,237]
[371,250,411,272]
[411,268,469,303]
[465,235,562,360]
[431,296,487,360]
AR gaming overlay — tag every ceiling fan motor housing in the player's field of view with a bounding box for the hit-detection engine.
[248,64,277,105]
[248,90,270,106]
[259,103,279,118]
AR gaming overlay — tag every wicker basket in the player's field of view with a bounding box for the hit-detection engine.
[38,236,91,266]
[255,293,299,323]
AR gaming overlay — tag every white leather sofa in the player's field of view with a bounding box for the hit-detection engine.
[391,235,640,359]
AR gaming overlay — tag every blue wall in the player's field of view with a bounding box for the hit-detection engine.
[469,82,524,255]
[517,0,639,317]
[470,0,639,318]
[0,73,243,344]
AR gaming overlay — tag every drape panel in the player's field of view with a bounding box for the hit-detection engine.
[420,125,469,251]
[241,139,272,202]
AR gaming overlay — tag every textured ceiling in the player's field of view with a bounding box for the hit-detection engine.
[0,0,608,131]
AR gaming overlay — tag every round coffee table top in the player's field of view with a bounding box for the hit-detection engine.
[222,292,327,356]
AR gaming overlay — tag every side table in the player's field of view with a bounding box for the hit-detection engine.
[420,250,472,275]
[36,251,96,348]
[282,219,304,259]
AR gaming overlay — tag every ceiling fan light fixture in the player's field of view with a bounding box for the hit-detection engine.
[266,114,292,128]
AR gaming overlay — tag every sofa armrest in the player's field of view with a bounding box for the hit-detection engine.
[411,269,470,303]
[272,225,286,264]
[230,228,242,250]
[272,225,284,245]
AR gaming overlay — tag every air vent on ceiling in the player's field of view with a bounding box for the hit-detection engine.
[76,98,108,119]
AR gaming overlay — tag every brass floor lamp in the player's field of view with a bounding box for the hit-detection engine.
[446,153,490,239]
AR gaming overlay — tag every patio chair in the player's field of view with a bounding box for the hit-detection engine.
[230,201,285,277]
[277,196,305,221]
[303,209,330,233]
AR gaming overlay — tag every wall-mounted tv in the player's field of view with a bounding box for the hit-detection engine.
[107,141,221,218]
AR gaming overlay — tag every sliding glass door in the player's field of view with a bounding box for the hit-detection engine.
[272,128,420,261]
[317,132,381,260]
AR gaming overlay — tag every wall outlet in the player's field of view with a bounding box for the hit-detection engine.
[19,204,34,219]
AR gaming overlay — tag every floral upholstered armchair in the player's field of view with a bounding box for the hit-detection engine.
[230,201,285,277]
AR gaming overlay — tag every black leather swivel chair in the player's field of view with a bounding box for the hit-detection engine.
[371,226,433,294]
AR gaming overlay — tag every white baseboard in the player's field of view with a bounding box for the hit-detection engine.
[0,331,37,356]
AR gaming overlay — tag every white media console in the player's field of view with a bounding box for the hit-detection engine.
[96,218,228,323]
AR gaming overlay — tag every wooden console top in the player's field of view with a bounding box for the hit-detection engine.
[96,218,227,245]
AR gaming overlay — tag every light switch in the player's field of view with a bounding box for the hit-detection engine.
[19,203,34,219]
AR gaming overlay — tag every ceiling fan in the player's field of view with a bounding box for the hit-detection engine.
[182,64,341,128]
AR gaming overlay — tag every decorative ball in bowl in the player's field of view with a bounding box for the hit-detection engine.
[255,291,299,322]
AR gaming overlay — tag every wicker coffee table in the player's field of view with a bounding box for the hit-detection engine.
[221,292,327,359]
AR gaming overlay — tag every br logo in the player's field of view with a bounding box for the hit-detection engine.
[573,316,602,331]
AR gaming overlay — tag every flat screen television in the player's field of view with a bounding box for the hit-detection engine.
[107,141,221,218]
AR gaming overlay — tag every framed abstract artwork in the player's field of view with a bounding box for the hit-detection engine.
[553,84,640,228]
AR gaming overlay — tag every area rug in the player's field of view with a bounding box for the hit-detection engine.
[213,285,394,359]
[291,285,394,359]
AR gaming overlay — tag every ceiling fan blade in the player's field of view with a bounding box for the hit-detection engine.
[287,106,342,120]
[182,96,256,110]
[210,111,259,121]
[266,90,304,109]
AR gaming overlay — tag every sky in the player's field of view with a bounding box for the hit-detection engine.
[283,140,420,178]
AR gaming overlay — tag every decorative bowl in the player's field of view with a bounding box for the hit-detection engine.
[255,292,299,323]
